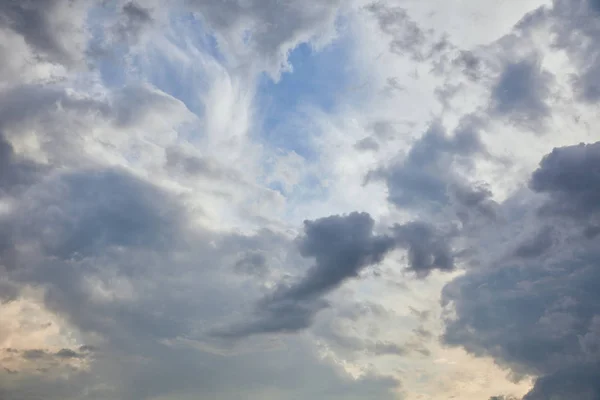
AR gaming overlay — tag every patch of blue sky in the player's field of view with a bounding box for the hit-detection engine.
[254,25,357,162]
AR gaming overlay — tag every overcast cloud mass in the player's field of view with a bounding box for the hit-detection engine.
[0,1,599,399]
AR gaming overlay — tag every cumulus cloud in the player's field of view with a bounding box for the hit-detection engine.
[368,119,487,213]
[393,221,455,277]
[216,212,397,337]
[217,213,457,338]
[490,56,553,127]
[443,141,600,400]
[530,141,600,219]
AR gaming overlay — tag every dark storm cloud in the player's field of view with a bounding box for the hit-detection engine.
[290,212,396,300]
[369,119,486,211]
[513,227,554,258]
[217,213,457,337]
[442,141,600,400]
[530,141,600,218]
[218,212,396,337]
[393,221,455,277]
[523,364,600,400]
[490,56,553,126]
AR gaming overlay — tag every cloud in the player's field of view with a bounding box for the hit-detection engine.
[442,141,600,400]
[114,1,154,44]
[217,212,457,337]
[355,136,380,152]
[0,132,42,195]
[490,56,553,127]
[185,0,342,77]
[0,0,90,66]
[393,221,455,277]
[217,212,397,337]
[513,227,554,258]
[369,119,486,211]
[530,141,600,219]
[366,2,426,60]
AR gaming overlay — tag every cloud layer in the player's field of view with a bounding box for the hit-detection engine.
[1,0,600,399]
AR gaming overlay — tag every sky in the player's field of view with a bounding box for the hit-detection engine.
[0,1,600,399]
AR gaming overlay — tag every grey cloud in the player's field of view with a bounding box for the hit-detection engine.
[218,213,457,337]
[186,0,341,76]
[34,169,182,259]
[234,251,269,277]
[55,348,84,359]
[366,3,426,60]
[513,227,554,258]
[0,165,402,399]
[523,364,600,400]
[165,146,242,181]
[443,142,600,400]
[285,212,396,302]
[119,2,153,41]
[22,349,48,360]
[530,141,600,218]
[17,347,86,361]
[490,56,553,126]
[218,212,396,337]
[0,132,43,195]
[393,221,455,277]
[104,1,155,48]
[355,136,380,152]
[453,50,481,81]
[584,225,600,239]
[514,0,600,104]
[370,120,486,211]
[0,0,89,65]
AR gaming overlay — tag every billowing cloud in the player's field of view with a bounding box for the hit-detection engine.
[368,119,487,212]
[443,141,600,400]
[217,212,457,338]
[5,0,600,399]
[530,142,600,219]
[215,212,397,337]
[393,221,455,277]
[490,56,553,126]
